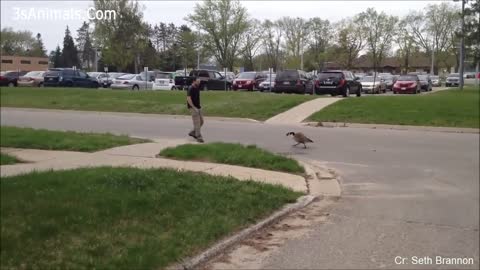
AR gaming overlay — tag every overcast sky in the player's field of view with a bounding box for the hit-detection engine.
[1,0,455,53]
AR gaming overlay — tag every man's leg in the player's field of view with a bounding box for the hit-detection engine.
[191,109,203,140]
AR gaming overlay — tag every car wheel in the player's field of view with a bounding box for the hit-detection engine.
[38,82,44,87]
[132,85,139,91]
[8,82,15,87]
[171,86,177,90]
[92,82,99,88]
[342,87,350,97]
[357,86,362,97]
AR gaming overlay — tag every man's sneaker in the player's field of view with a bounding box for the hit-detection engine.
[196,138,205,143]
[188,131,197,139]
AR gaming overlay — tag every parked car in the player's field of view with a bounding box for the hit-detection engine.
[0,70,28,87]
[354,73,366,80]
[87,72,109,86]
[258,74,276,91]
[101,72,128,88]
[17,71,46,87]
[314,70,362,97]
[417,74,432,91]
[393,75,421,94]
[360,76,387,94]
[430,75,441,87]
[110,73,155,90]
[379,74,395,90]
[152,72,176,90]
[174,69,232,90]
[43,68,99,88]
[232,72,266,91]
[273,70,312,94]
[446,73,460,87]
[224,72,236,84]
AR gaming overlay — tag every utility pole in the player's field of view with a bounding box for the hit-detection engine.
[431,39,435,75]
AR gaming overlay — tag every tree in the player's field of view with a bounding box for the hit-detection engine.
[187,0,249,71]
[240,19,263,71]
[278,17,310,58]
[61,26,80,68]
[261,19,284,71]
[306,17,332,70]
[176,25,197,69]
[359,8,398,75]
[29,33,47,57]
[464,0,480,66]
[396,18,416,72]
[92,0,148,72]
[0,27,36,56]
[51,45,62,67]
[333,16,366,69]
[76,21,96,70]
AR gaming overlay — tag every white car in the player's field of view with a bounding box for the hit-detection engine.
[258,74,276,91]
[360,76,387,94]
[152,72,176,90]
[110,74,154,90]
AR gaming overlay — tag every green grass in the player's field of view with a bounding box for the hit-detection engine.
[0,153,20,165]
[159,142,305,174]
[0,87,316,121]
[1,167,301,269]
[309,88,480,128]
[1,126,149,152]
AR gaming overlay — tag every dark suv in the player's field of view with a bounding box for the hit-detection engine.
[315,70,362,97]
[0,71,28,87]
[43,68,99,88]
[273,69,312,94]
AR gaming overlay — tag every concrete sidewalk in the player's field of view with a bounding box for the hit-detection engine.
[0,140,340,197]
[265,97,341,125]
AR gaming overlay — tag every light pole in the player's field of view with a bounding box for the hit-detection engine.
[454,0,467,90]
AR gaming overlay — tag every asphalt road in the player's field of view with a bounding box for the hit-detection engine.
[1,108,479,269]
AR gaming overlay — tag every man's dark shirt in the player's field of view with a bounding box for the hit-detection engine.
[187,84,201,109]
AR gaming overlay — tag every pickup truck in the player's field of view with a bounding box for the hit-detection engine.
[174,69,232,90]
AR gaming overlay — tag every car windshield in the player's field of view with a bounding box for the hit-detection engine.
[317,73,342,80]
[448,73,459,77]
[431,76,439,79]
[117,74,135,80]
[88,72,102,77]
[277,70,299,80]
[237,72,256,79]
[418,75,428,80]
[397,75,417,81]
[45,71,60,76]
[24,71,41,77]
[265,74,276,80]
[156,73,172,79]
[361,76,379,82]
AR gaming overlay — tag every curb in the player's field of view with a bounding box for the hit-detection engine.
[167,195,318,270]
[304,121,480,134]
[0,107,261,124]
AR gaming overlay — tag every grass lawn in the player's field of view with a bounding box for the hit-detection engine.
[0,87,316,121]
[0,153,21,165]
[0,167,301,269]
[308,88,480,128]
[159,142,305,174]
[1,126,149,152]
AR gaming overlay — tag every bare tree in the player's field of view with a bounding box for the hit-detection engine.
[277,17,310,58]
[187,0,249,71]
[333,16,366,69]
[261,19,283,71]
[306,17,332,70]
[240,19,263,71]
[359,8,398,75]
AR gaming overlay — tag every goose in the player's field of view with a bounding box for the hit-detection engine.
[286,132,313,148]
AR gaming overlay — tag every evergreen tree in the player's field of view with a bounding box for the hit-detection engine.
[76,21,95,70]
[29,33,47,57]
[61,26,80,68]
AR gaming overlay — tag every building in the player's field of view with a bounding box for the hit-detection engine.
[0,55,49,72]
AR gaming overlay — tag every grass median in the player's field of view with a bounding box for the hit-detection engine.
[308,88,480,128]
[0,87,316,121]
[1,126,149,152]
[159,142,305,174]
[1,167,301,269]
[0,153,21,165]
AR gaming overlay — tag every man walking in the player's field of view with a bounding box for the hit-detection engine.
[187,77,204,143]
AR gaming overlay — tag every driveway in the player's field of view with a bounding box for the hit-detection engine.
[1,108,478,269]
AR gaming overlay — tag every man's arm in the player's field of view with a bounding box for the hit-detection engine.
[186,96,198,110]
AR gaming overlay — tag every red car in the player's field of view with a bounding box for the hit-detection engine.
[393,75,421,94]
[232,72,266,91]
